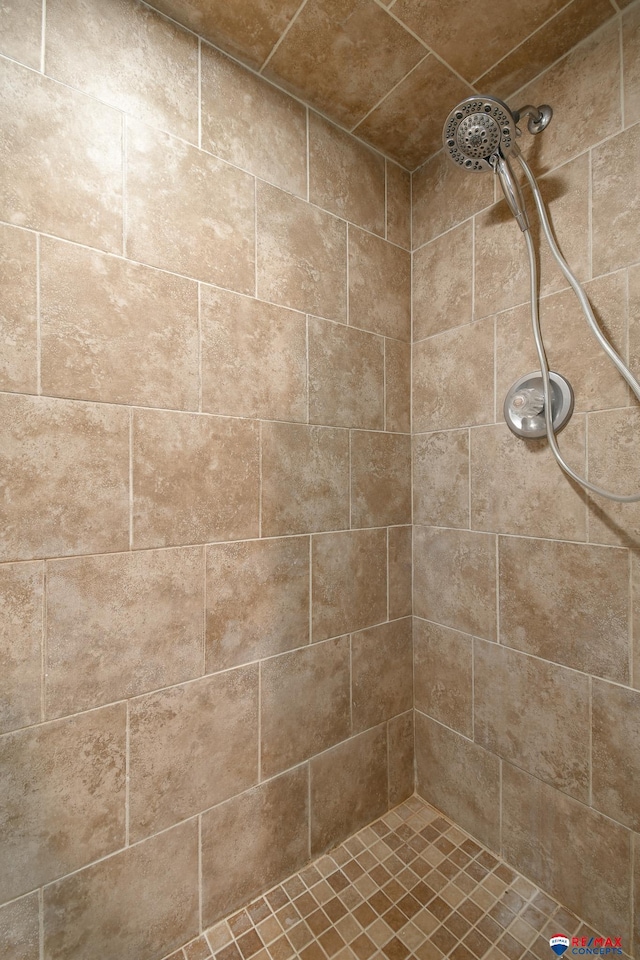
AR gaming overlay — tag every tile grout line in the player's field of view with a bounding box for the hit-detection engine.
[259,0,310,73]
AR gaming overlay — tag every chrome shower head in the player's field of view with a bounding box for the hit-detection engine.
[443,96,517,172]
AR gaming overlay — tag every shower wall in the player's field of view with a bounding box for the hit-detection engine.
[412,8,640,954]
[0,1,413,956]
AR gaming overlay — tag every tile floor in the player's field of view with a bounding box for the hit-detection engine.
[163,795,626,960]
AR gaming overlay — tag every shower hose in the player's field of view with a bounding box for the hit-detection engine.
[516,152,640,502]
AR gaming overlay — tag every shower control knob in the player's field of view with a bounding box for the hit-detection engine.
[504,371,574,439]
[509,387,544,419]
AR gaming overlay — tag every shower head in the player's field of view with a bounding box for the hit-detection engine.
[443,96,517,172]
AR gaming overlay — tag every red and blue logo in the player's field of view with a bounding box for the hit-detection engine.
[550,936,570,956]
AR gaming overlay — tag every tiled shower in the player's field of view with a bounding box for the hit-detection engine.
[0,0,639,958]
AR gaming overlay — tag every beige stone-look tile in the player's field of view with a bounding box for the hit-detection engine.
[413,320,494,433]
[46,0,198,142]
[351,619,413,733]
[413,526,497,641]
[415,712,500,852]
[517,20,621,176]
[634,552,640,692]
[0,394,129,563]
[0,562,42,735]
[470,421,587,541]
[0,704,125,902]
[0,892,39,960]
[43,819,198,960]
[413,150,494,249]
[257,181,347,321]
[535,154,591,299]
[0,224,37,394]
[474,639,590,801]
[386,163,411,250]
[261,422,349,537]
[502,763,631,936]
[260,637,350,778]
[201,767,309,926]
[309,114,385,235]
[0,0,41,68]
[388,711,414,806]
[45,547,204,718]
[40,238,199,409]
[389,526,412,620]
[592,679,640,829]
[354,54,472,171]
[477,0,615,100]
[473,200,530,320]
[206,537,309,672]
[200,285,306,421]
[413,221,472,342]
[413,430,469,529]
[132,409,259,549]
[414,620,473,738]
[586,408,640,547]
[385,339,411,434]
[310,724,388,855]
[0,57,122,253]
[499,535,630,683]
[348,228,411,341]
[264,0,424,130]
[623,2,640,126]
[129,665,258,841]
[201,46,306,197]
[126,120,254,292]
[309,317,384,429]
[592,123,640,276]
[312,529,387,642]
[351,432,411,528]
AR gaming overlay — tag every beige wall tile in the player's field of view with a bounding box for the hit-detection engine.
[474,640,590,801]
[586,408,640,547]
[502,763,631,936]
[206,537,309,672]
[0,562,42,735]
[415,712,500,852]
[261,422,349,536]
[0,892,39,960]
[412,150,494,250]
[413,430,469,529]
[388,526,412,620]
[310,725,388,855]
[473,201,529,319]
[623,3,640,126]
[201,767,309,927]
[0,0,41,68]
[200,285,307,421]
[413,526,497,640]
[386,162,411,250]
[129,666,258,841]
[351,619,413,733]
[634,552,640,691]
[309,114,385,235]
[348,227,411,341]
[46,0,198,142]
[45,548,204,718]
[0,224,37,394]
[43,819,198,960]
[309,317,384,429]
[534,153,591,299]
[470,421,587,541]
[0,394,129,563]
[499,536,630,683]
[0,704,126,902]
[413,221,472,341]
[312,529,387,641]
[126,120,255,292]
[132,410,259,549]
[385,339,411,434]
[0,57,122,253]
[351,431,411,528]
[414,620,473,738]
[201,45,306,197]
[592,679,640,829]
[257,181,347,321]
[40,238,199,409]
[260,637,350,778]
[413,320,494,433]
[592,123,640,276]
[388,711,414,806]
